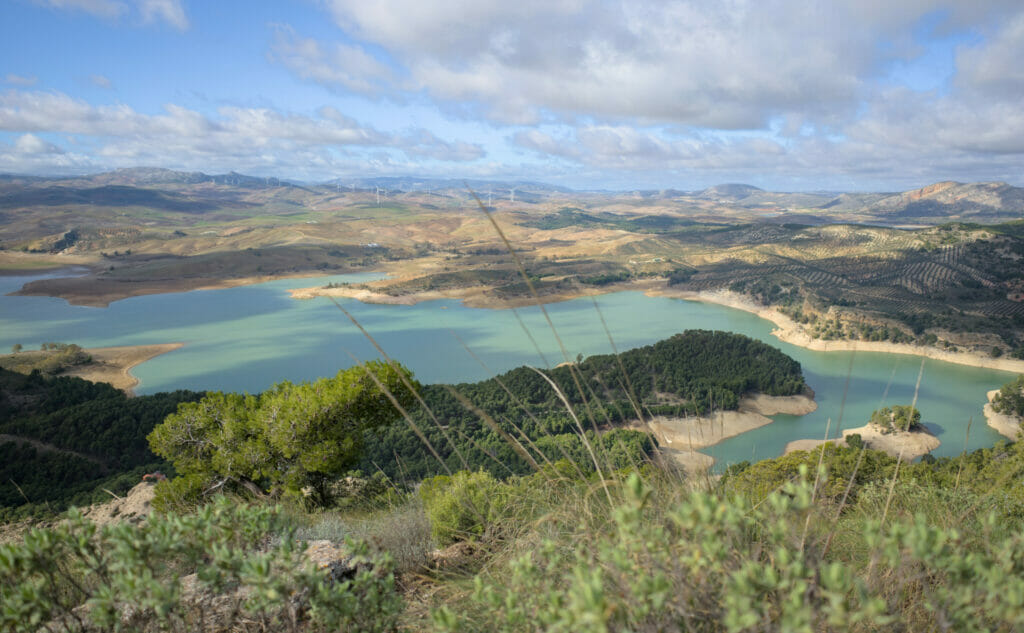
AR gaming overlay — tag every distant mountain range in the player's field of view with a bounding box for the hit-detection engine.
[2,168,1023,223]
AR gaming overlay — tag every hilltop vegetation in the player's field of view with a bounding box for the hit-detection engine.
[0,331,800,518]
[7,430,1024,630]
[0,369,201,520]
[358,330,804,482]
[6,317,1024,629]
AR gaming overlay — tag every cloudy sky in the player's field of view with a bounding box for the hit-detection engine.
[2,0,1024,191]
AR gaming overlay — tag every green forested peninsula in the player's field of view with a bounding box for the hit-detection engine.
[359,330,805,481]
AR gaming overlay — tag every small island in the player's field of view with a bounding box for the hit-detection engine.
[842,405,939,460]
[985,376,1024,439]
[786,405,939,459]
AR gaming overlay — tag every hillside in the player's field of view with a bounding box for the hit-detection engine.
[0,331,803,518]
[0,369,201,520]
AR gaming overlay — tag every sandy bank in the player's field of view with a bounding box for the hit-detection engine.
[784,438,848,454]
[640,410,772,450]
[10,271,351,307]
[660,447,715,474]
[840,423,940,460]
[650,287,1024,374]
[740,392,817,416]
[288,278,666,310]
[984,389,1022,440]
[634,390,816,453]
[62,343,184,394]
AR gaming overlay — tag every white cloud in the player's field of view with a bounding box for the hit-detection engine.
[13,133,65,155]
[32,0,188,29]
[90,74,113,89]
[137,0,188,30]
[0,89,485,177]
[269,26,397,96]
[294,0,1019,127]
[956,12,1024,98]
[5,74,39,87]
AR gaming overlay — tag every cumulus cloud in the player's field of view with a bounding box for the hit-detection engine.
[13,133,65,155]
[32,0,188,29]
[269,26,398,96]
[0,89,484,177]
[955,12,1024,98]
[5,74,39,86]
[137,0,188,30]
[286,0,1019,128]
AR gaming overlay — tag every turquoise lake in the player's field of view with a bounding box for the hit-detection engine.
[1,270,1016,468]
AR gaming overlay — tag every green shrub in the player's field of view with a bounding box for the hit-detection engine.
[0,497,401,632]
[992,376,1024,417]
[869,405,921,432]
[419,470,506,546]
[431,470,1024,632]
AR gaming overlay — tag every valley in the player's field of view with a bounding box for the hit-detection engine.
[4,170,1024,363]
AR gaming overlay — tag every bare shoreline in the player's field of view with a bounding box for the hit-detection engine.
[646,287,1024,374]
[293,279,1024,373]
[984,389,1022,440]
[635,393,817,451]
[61,343,184,395]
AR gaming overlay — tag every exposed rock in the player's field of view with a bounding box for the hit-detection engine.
[81,481,156,526]
[840,423,939,460]
[984,389,1022,440]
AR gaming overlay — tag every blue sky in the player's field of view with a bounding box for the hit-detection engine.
[2,0,1024,191]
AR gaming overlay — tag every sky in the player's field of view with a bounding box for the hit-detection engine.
[2,0,1024,191]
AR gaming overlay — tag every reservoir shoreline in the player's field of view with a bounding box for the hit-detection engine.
[291,278,1024,374]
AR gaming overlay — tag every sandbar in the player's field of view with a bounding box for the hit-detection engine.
[840,423,940,460]
[660,447,715,475]
[984,389,1022,440]
[784,438,847,454]
[288,277,665,310]
[61,343,184,394]
[633,391,814,451]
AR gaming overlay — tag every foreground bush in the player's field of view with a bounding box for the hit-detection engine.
[429,469,1024,632]
[0,498,401,632]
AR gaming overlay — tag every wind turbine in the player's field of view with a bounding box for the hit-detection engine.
[488,188,492,206]
[376,186,381,207]
[509,187,516,203]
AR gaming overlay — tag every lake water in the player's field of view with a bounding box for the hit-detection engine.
[1,270,1016,467]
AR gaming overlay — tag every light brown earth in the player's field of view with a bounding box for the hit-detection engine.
[634,392,816,452]
[784,438,847,454]
[840,423,940,460]
[984,389,1022,440]
[290,277,665,309]
[654,287,1024,374]
[61,344,184,394]
[660,447,716,474]
[81,481,157,526]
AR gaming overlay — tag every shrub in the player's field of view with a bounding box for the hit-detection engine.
[431,470,1024,632]
[869,405,921,432]
[992,376,1024,417]
[0,497,401,632]
[419,470,506,546]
